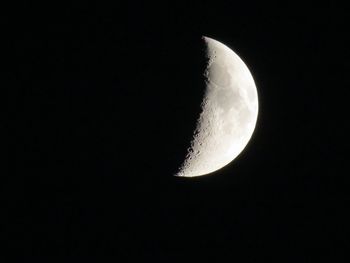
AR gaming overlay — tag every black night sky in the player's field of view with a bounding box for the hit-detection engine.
[5,1,348,261]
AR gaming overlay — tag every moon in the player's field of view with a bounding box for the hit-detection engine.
[175,36,259,178]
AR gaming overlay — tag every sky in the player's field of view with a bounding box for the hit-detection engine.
[5,1,348,261]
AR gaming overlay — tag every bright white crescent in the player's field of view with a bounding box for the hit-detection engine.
[175,36,259,177]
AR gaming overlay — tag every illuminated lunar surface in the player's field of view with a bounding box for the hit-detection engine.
[175,36,259,177]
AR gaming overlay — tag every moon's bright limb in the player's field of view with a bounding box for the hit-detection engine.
[175,36,259,177]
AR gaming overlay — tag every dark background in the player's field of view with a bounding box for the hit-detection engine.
[5,1,348,261]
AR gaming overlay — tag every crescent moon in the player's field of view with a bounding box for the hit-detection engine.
[175,36,259,177]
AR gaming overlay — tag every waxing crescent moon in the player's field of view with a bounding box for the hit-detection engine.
[175,36,259,177]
